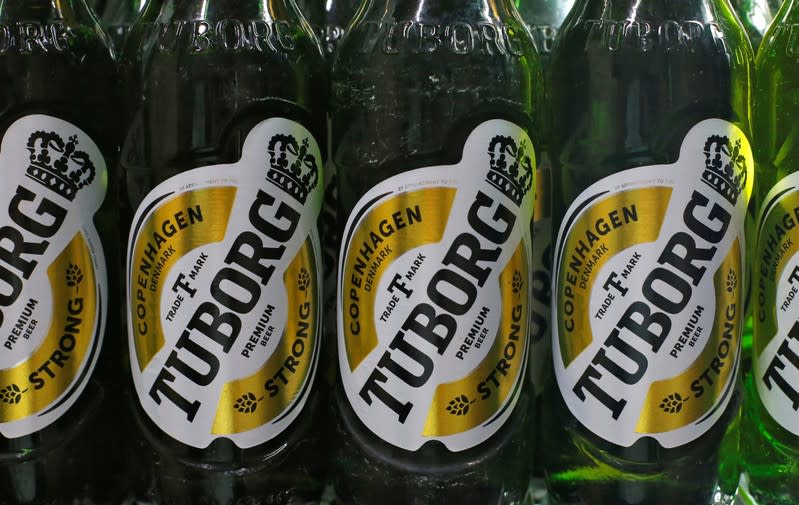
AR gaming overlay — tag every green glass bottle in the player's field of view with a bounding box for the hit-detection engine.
[331,0,543,504]
[514,2,575,504]
[740,2,799,503]
[545,1,753,504]
[732,0,774,50]
[0,1,127,504]
[119,1,328,503]
[101,0,146,55]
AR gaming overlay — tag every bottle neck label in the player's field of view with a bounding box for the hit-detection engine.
[338,119,535,452]
[126,118,323,449]
[553,119,752,448]
[754,171,799,435]
[0,115,108,438]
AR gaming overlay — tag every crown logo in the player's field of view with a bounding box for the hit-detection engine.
[267,134,319,204]
[702,135,748,206]
[486,136,533,206]
[26,131,96,201]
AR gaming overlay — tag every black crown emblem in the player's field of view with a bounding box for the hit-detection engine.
[702,135,748,206]
[26,131,95,201]
[267,134,319,204]
[487,136,533,206]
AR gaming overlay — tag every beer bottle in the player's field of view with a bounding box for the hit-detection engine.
[0,1,126,504]
[545,1,753,504]
[101,0,146,55]
[119,1,328,503]
[732,0,773,49]
[741,2,799,503]
[515,2,574,504]
[331,0,543,503]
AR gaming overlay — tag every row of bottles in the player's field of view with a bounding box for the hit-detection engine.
[87,0,784,55]
[0,0,794,505]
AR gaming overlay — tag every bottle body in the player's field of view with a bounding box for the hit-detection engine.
[0,2,125,504]
[120,1,328,504]
[331,1,543,504]
[545,1,752,504]
[741,2,799,503]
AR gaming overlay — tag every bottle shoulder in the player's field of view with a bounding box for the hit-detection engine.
[332,17,541,101]
[119,20,327,203]
[0,26,118,148]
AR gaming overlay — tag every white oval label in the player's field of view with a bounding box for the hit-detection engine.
[338,119,535,452]
[0,115,108,438]
[127,118,323,449]
[553,119,752,448]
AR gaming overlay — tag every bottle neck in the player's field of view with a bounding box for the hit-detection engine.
[516,0,575,25]
[141,0,301,21]
[571,0,731,21]
[772,0,799,23]
[0,0,95,21]
[101,0,145,23]
[356,0,518,22]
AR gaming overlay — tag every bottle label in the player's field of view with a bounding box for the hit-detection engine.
[127,118,323,449]
[754,171,799,435]
[0,115,108,438]
[553,119,752,448]
[338,119,535,452]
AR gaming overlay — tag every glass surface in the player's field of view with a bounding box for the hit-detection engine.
[101,0,147,55]
[0,1,126,504]
[545,0,753,503]
[731,0,773,50]
[119,1,328,503]
[330,0,544,503]
[516,0,576,71]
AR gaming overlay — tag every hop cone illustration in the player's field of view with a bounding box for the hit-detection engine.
[726,269,738,294]
[234,392,263,414]
[446,395,476,416]
[66,264,84,289]
[0,384,27,405]
[512,270,523,294]
[659,392,687,414]
[298,267,311,294]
